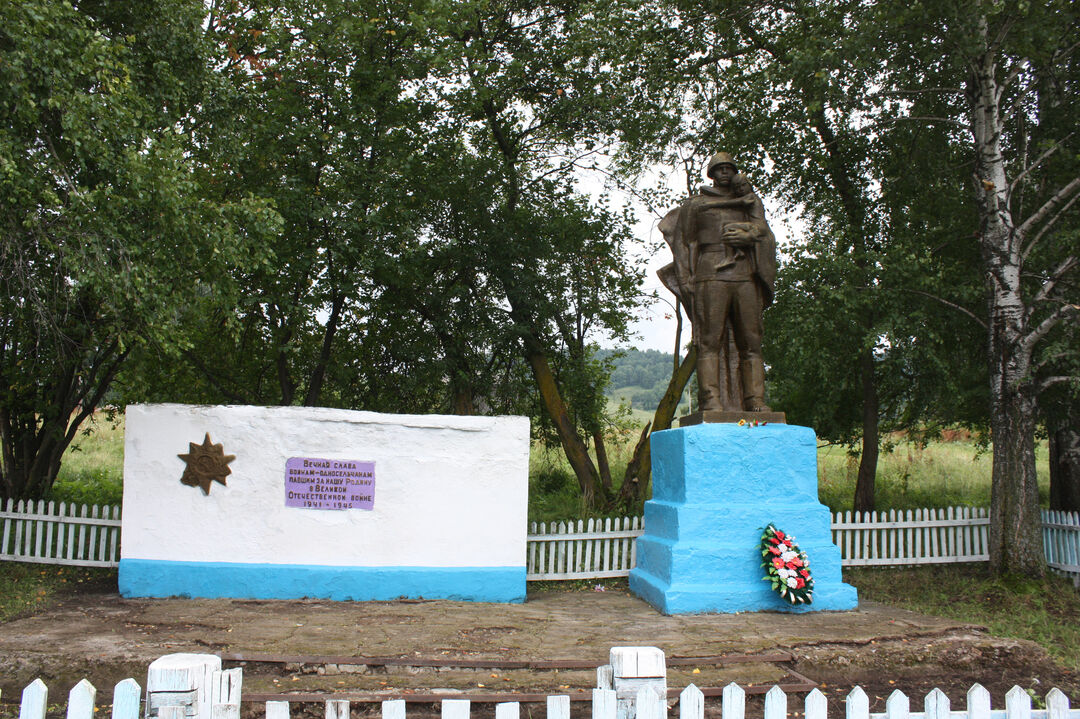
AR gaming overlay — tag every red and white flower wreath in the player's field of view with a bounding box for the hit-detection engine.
[760,524,814,604]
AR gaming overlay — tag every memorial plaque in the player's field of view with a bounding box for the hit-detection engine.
[285,457,375,510]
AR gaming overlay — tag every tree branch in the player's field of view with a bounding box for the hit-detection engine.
[1022,303,1080,356]
[1018,177,1080,238]
[884,116,971,129]
[1010,132,1074,194]
[1023,190,1080,261]
[1038,376,1080,394]
[897,289,988,329]
[1031,255,1078,305]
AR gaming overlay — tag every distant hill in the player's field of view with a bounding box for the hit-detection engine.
[598,348,690,414]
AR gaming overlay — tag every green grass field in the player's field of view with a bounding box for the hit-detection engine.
[817,439,1051,513]
[50,412,125,507]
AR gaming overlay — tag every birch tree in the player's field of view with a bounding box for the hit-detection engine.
[885,0,1080,574]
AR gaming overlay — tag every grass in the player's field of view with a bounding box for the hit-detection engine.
[529,434,643,522]
[50,412,125,507]
[849,565,1080,671]
[817,438,1051,513]
[0,562,117,622]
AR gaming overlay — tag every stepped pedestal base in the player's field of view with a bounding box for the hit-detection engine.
[628,423,858,614]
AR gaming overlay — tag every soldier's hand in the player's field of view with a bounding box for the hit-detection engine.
[721,225,755,246]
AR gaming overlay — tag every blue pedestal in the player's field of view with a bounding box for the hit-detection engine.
[629,423,858,614]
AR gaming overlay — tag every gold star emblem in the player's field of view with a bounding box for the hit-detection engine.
[178,433,236,495]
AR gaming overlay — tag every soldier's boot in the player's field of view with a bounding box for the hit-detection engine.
[697,352,725,411]
[740,358,772,412]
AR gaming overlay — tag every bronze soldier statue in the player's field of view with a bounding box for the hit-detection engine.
[658,152,777,414]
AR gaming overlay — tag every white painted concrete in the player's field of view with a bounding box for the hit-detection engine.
[121,404,530,568]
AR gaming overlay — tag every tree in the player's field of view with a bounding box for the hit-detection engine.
[417,0,649,507]
[0,0,277,500]
[120,0,444,410]
[884,0,1080,575]
[608,0,965,513]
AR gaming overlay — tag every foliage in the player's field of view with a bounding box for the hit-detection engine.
[603,349,679,390]
[0,0,278,500]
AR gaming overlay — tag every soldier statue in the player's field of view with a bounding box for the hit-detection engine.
[658,152,777,414]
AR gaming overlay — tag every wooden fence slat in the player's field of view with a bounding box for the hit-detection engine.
[44,501,55,560]
[67,679,96,719]
[14,501,25,558]
[382,700,406,719]
[19,677,47,719]
[112,678,141,719]
[2,498,12,556]
[846,687,869,719]
[885,690,909,719]
[680,684,704,719]
[266,701,291,719]
[635,688,664,719]
[211,668,242,719]
[804,688,827,719]
[1005,685,1032,719]
[722,682,745,719]
[325,699,350,719]
[495,702,520,719]
[924,687,950,719]
[593,688,617,719]
[764,686,786,719]
[548,694,571,719]
[1045,687,1069,719]
[442,699,470,719]
[967,684,991,719]
[77,504,88,562]
[584,518,595,574]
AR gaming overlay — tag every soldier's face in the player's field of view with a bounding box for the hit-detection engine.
[713,164,736,185]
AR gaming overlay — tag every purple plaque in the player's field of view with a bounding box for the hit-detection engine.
[284,457,375,510]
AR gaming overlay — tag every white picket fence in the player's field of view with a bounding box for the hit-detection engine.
[0,498,121,567]
[831,507,991,566]
[9,676,1080,719]
[1043,509,1080,578]
[1,500,1077,583]
[526,508,1080,581]
[527,516,642,579]
[11,668,241,719]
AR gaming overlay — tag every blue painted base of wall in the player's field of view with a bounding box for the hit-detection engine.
[628,423,858,614]
[119,559,526,602]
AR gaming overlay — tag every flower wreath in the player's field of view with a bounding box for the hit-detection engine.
[760,524,814,604]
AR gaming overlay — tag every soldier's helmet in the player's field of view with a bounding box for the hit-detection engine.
[706,151,738,179]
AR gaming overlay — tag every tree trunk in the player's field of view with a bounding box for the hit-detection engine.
[1049,423,1080,512]
[988,378,1044,574]
[304,292,345,407]
[521,342,605,507]
[615,347,697,512]
[968,22,1045,577]
[853,347,879,513]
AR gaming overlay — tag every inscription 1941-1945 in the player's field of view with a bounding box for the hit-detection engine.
[284,457,375,510]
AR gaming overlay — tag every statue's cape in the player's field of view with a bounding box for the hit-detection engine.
[657,186,776,308]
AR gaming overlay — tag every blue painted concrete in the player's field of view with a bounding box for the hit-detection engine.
[629,423,858,614]
[119,559,526,602]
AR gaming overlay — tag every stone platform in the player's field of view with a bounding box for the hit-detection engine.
[629,423,858,614]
